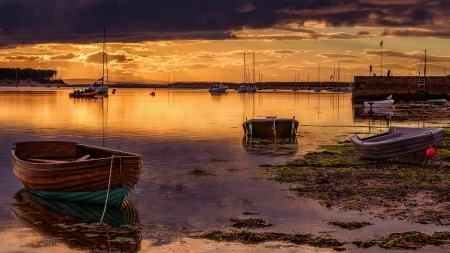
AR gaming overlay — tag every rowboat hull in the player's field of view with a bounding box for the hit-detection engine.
[243,117,299,137]
[350,126,443,159]
[11,188,141,252]
[11,141,142,206]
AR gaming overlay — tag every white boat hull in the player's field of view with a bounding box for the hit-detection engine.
[89,85,109,94]
[364,99,394,108]
[350,126,443,159]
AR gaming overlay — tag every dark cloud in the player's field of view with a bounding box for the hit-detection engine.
[0,0,449,47]
[364,49,450,63]
[357,31,370,36]
[380,28,450,38]
[86,52,130,63]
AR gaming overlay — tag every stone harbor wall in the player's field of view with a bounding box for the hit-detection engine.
[353,76,450,101]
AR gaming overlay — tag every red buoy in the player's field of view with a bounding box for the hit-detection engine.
[426,147,436,157]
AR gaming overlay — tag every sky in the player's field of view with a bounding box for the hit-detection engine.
[1,0,450,84]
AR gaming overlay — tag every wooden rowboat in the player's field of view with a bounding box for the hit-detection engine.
[11,188,141,252]
[350,126,443,160]
[11,141,142,206]
[242,116,299,138]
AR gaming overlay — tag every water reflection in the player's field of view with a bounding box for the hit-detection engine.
[363,107,394,117]
[209,91,228,97]
[242,135,298,156]
[11,188,141,253]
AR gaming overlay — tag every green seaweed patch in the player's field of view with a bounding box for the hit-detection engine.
[320,143,355,154]
[198,231,344,248]
[380,231,429,250]
[328,221,373,230]
[230,218,273,229]
[264,166,317,183]
[424,209,444,215]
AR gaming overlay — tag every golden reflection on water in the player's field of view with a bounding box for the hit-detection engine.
[0,88,356,141]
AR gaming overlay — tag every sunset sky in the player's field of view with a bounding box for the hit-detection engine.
[1,0,450,84]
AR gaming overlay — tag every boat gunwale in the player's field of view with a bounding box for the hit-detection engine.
[11,142,142,171]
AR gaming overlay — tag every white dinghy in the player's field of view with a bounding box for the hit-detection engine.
[364,95,394,108]
[350,126,443,160]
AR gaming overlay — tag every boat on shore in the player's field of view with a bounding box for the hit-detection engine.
[350,126,443,160]
[208,82,228,92]
[427,99,447,105]
[364,95,394,108]
[10,141,142,206]
[242,116,299,138]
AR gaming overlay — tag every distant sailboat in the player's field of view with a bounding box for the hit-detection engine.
[314,64,321,92]
[89,27,109,94]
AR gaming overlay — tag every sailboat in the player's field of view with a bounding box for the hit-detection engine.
[89,28,109,94]
[238,51,257,93]
[313,64,321,92]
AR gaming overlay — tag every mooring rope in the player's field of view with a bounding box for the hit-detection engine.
[100,155,115,223]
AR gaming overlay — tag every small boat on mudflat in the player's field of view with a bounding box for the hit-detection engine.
[242,116,299,138]
[11,141,142,206]
[364,95,394,108]
[350,126,443,159]
[427,99,447,105]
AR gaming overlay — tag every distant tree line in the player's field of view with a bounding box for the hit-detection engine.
[0,68,65,84]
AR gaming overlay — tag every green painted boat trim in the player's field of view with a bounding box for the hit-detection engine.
[427,99,447,105]
[18,189,138,227]
[28,187,134,207]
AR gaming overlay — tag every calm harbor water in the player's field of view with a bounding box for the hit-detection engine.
[0,86,449,252]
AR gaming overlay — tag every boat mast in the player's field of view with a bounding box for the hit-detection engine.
[243,51,246,84]
[252,51,255,84]
[102,27,106,86]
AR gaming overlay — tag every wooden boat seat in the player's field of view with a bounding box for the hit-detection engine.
[25,155,90,163]
[77,154,90,161]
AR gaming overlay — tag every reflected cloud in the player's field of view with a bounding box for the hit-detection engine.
[11,188,141,253]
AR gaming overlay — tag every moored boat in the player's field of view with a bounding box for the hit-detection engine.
[69,88,99,98]
[11,141,142,206]
[350,126,443,159]
[364,95,394,108]
[88,28,109,94]
[238,85,257,93]
[243,116,299,138]
[427,99,447,105]
[208,82,228,92]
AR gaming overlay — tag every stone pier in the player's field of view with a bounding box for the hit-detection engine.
[353,76,450,101]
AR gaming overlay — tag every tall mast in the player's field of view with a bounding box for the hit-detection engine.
[252,51,255,84]
[243,51,246,84]
[103,27,106,85]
